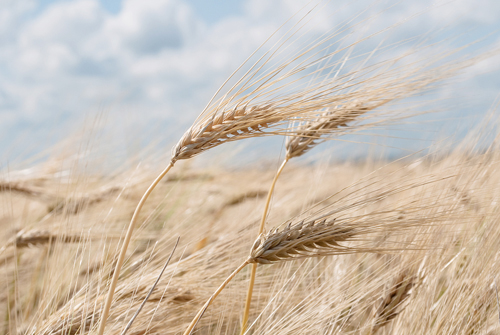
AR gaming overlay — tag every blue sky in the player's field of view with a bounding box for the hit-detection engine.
[36,0,243,21]
[1,0,500,166]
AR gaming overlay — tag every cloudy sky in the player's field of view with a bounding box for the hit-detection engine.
[1,0,500,166]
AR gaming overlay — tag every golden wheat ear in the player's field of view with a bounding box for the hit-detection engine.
[171,104,278,162]
[367,271,416,335]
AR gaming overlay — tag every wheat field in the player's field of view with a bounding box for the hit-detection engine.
[3,140,500,334]
[2,3,500,335]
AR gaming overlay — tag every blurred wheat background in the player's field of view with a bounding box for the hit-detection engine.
[2,1,500,334]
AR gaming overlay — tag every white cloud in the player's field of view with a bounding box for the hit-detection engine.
[0,0,35,41]
[1,0,500,161]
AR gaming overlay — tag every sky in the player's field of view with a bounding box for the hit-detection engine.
[1,0,500,168]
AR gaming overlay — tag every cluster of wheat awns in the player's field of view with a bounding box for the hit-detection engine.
[92,12,472,335]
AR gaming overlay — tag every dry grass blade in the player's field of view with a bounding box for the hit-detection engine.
[495,280,500,325]
[120,237,179,335]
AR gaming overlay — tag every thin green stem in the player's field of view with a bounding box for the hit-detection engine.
[240,157,289,334]
[97,162,174,335]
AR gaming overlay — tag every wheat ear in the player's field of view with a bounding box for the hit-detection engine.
[172,104,282,162]
[0,181,54,202]
[248,218,360,264]
[367,271,415,335]
[286,102,379,159]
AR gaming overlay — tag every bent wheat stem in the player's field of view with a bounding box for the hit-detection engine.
[241,157,288,334]
[97,162,174,335]
[184,259,250,335]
